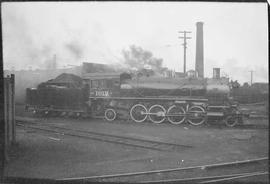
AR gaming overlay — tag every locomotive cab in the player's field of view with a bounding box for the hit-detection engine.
[83,73,121,98]
[83,72,130,117]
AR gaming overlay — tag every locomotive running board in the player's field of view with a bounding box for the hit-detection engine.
[89,96,208,102]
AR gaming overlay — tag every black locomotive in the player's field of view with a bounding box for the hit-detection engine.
[26,69,243,127]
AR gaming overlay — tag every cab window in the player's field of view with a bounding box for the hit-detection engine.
[91,79,108,89]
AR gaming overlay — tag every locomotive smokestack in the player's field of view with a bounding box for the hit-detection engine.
[195,22,204,78]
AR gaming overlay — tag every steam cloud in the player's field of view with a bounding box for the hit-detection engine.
[3,7,88,70]
[121,45,167,74]
[65,41,84,59]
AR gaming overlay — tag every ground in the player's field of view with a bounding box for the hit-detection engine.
[3,105,269,180]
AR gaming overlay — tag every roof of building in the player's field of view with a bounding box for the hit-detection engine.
[82,72,122,79]
[47,73,82,84]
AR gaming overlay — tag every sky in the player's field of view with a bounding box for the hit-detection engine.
[1,2,268,84]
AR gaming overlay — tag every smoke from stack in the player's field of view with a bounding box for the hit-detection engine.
[121,45,167,75]
[195,22,204,78]
[65,41,84,59]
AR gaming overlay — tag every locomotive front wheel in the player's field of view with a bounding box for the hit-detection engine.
[167,105,186,125]
[130,104,148,123]
[224,116,238,127]
[187,106,206,126]
[149,104,166,124]
[105,108,117,121]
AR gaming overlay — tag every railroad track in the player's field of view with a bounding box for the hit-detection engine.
[58,157,268,183]
[16,119,268,183]
[16,120,192,152]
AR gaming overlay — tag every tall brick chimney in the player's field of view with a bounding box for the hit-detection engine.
[195,22,204,78]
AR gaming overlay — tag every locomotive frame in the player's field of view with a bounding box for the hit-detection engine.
[89,96,242,127]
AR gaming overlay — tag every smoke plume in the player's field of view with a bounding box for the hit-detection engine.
[121,45,167,75]
[65,41,84,59]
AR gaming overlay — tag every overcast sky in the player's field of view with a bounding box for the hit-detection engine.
[2,2,268,83]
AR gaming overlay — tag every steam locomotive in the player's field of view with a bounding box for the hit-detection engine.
[26,69,243,127]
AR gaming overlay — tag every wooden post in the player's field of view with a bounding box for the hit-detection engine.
[8,77,12,145]
[178,31,192,74]
[11,74,15,143]
[4,76,9,161]
[3,75,16,162]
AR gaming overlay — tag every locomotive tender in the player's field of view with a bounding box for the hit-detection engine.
[26,69,243,127]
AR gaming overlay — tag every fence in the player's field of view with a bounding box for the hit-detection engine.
[4,74,15,161]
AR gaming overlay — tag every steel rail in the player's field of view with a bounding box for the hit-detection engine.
[139,171,268,184]
[17,123,172,152]
[16,119,192,148]
[17,122,191,152]
[58,157,268,181]
[47,124,191,148]
[200,171,268,183]
[16,116,268,130]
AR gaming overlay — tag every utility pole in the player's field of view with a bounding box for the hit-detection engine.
[249,70,254,86]
[178,31,191,74]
